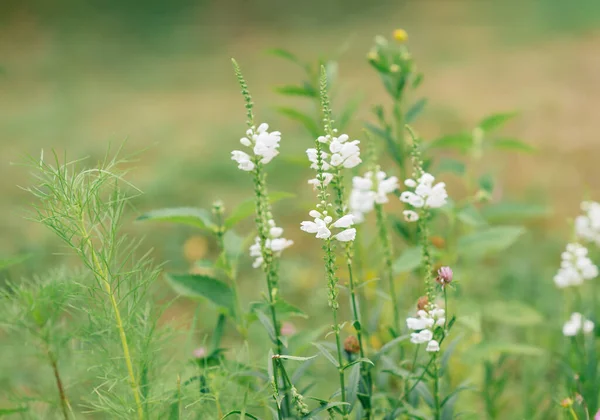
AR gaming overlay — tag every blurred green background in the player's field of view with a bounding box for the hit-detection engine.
[2,1,600,415]
[2,0,600,264]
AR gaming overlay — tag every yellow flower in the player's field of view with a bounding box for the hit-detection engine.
[393,28,408,43]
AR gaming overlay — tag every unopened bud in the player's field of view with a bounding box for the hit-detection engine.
[417,296,429,311]
[393,28,408,43]
[430,236,446,249]
[343,336,360,354]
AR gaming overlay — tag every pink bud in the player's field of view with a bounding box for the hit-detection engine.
[193,347,207,359]
[280,322,296,337]
[436,266,453,287]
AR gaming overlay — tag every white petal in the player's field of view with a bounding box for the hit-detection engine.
[300,221,318,233]
[334,228,356,242]
[332,215,354,228]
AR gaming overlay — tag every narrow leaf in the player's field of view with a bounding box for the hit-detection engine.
[276,354,319,362]
[478,112,517,132]
[313,342,339,367]
[428,133,472,152]
[482,202,551,222]
[457,226,525,258]
[137,207,214,231]
[493,138,535,153]
[274,84,317,98]
[255,310,277,344]
[405,98,427,123]
[276,107,320,137]
[346,362,362,411]
[393,247,422,274]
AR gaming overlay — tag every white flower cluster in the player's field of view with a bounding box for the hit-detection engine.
[231,123,281,171]
[249,220,293,268]
[575,201,600,246]
[349,171,399,223]
[300,211,356,242]
[554,243,598,288]
[306,133,361,188]
[406,305,445,352]
[400,173,448,222]
[562,312,595,336]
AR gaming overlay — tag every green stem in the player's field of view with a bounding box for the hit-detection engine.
[444,287,449,331]
[393,99,407,181]
[375,203,400,334]
[333,308,348,419]
[79,216,144,420]
[433,356,441,420]
[252,160,290,416]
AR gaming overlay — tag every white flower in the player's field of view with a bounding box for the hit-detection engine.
[248,221,293,268]
[563,312,595,336]
[231,150,255,171]
[426,340,440,352]
[310,134,362,170]
[554,243,598,288]
[403,210,419,222]
[348,170,398,222]
[232,123,281,171]
[334,228,356,242]
[308,172,334,189]
[401,172,448,210]
[406,304,445,351]
[575,201,600,245]
[301,212,356,242]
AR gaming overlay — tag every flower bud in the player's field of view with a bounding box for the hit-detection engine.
[193,347,207,359]
[393,28,408,43]
[417,296,429,311]
[430,235,446,249]
[280,321,296,337]
[343,336,360,354]
[560,398,573,408]
[436,266,453,287]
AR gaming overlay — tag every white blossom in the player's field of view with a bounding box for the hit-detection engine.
[562,312,595,337]
[403,210,419,222]
[300,211,356,242]
[309,133,362,170]
[232,123,281,170]
[575,201,600,245]
[554,243,598,288]
[406,304,445,352]
[349,170,398,222]
[401,172,448,210]
[249,220,293,269]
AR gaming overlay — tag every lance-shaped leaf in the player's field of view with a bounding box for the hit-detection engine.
[166,273,235,315]
[137,207,215,231]
[457,226,525,258]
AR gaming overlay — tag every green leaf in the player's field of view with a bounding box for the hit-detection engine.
[457,226,525,258]
[428,133,473,152]
[482,202,551,223]
[393,247,422,274]
[255,310,277,344]
[313,342,339,367]
[493,138,535,153]
[478,112,517,132]
[221,411,260,420]
[437,158,465,176]
[405,98,427,123]
[0,407,28,416]
[478,173,494,194]
[342,358,374,370]
[303,402,350,419]
[167,274,235,315]
[457,205,487,227]
[224,191,294,229]
[484,301,544,327]
[277,107,320,137]
[346,362,362,411]
[250,299,308,319]
[267,48,302,66]
[274,84,317,98]
[276,354,318,362]
[365,122,403,168]
[0,254,30,271]
[137,208,214,231]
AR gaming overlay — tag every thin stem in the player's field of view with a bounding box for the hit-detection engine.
[568,406,579,420]
[47,348,69,420]
[433,356,441,420]
[375,203,400,333]
[444,287,449,331]
[393,100,407,181]
[333,307,348,419]
[271,358,284,420]
[79,217,144,420]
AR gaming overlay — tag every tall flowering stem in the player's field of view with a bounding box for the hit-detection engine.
[320,72,374,416]
[231,59,291,417]
[300,68,364,417]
